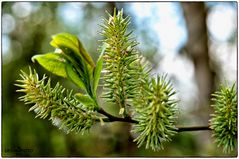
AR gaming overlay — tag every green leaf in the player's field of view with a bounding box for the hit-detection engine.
[65,64,86,91]
[93,44,107,93]
[32,53,68,78]
[50,32,95,68]
[78,41,95,68]
[75,93,95,107]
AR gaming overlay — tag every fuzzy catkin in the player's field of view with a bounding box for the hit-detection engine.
[210,84,237,153]
[132,75,178,151]
[16,68,96,134]
[100,9,140,116]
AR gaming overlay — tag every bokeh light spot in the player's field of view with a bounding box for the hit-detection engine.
[2,14,16,34]
[207,3,236,42]
[12,2,32,18]
[2,35,11,55]
[57,3,85,28]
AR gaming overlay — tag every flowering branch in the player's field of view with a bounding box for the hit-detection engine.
[16,8,237,153]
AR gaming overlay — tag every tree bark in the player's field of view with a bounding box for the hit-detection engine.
[181,2,215,123]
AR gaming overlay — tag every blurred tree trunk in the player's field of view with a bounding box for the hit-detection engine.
[106,2,116,14]
[181,2,215,123]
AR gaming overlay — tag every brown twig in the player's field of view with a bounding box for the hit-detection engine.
[98,108,212,132]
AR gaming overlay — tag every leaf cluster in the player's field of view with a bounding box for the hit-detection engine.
[31,32,103,110]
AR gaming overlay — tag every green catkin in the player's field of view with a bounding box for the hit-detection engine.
[210,83,237,153]
[16,68,96,134]
[132,75,178,151]
[100,9,140,117]
[100,9,178,151]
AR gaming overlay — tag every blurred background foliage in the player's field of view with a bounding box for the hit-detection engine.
[2,2,237,157]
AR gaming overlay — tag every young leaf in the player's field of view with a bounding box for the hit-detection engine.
[32,53,68,78]
[75,93,95,107]
[50,32,95,68]
[93,43,107,94]
[65,64,86,91]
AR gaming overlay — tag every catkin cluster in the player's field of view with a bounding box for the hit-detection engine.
[101,9,178,150]
[15,8,237,153]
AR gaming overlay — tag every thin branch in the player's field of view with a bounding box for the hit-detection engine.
[98,108,211,132]
[98,108,138,123]
[177,126,211,132]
